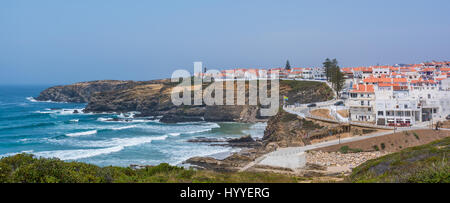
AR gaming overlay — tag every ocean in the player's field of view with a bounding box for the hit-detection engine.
[0,85,266,167]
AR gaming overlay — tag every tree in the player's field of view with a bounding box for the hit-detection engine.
[332,66,345,99]
[323,58,334,81]
[285,60,291,70]
[324,58,344,98]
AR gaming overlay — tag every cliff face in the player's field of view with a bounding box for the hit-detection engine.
[36,80,140,103]
[36,79,332,123]
[262,109,352,152]
[262,109,323,151]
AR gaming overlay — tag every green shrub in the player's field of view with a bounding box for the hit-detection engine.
[339,146,363,154]
[372,145,380,151]
[380,143,386,150]
[413,133,420,140]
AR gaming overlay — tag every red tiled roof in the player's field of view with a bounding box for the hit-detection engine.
[393,78,407,83]
[351,84,374,93]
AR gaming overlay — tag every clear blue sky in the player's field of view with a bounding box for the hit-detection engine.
[1,0,449,85]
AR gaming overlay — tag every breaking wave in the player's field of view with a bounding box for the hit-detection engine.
[111,125,138,131]
[65,130,97,137]
[36,135,168,160]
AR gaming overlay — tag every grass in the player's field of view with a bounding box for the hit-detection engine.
[280,80,325,92]
[339,146,363,154]
[280,80,334,102]
[347,137,450,183]
[280,112,299,122]
[0,154,304,183]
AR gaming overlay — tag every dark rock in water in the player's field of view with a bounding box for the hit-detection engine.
[188,135,261,148]
[228,135,255,143]
[228,136,261,148]
[187,137,228,143]
[160,114,204,123]
[212,135,262,148]
[73,110,79,114]
[103,118,133,122]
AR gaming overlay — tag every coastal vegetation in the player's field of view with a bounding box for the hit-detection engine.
[338,146,363,154]
[0,154,303,183]
[348,137,450,183]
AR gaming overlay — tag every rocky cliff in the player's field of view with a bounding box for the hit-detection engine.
[35,79,333,123]
[262,109,349,151]
[36,80,141,103]
[262,109,322,151]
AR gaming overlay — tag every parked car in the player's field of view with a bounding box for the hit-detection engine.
[446,114,450,120]
[307,103,317,107]
[334,101,344,106]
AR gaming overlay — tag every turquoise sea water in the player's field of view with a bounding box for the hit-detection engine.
[0,85,266,167]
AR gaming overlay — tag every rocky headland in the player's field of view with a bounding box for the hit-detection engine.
[36,79,333,123]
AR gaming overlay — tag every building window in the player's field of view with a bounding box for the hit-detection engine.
[378,111,384,116]
[361,101,364,106]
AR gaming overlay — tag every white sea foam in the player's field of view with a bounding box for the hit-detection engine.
[111,125,137,131]
[46,135,168,148]
[35,108,87,115]
[0,150,35,158]
[184,128,213,134]
[19,138,30,142]
[159,145,234,165]
[242,122,267,139]
[34,110,53,114]
[97,117,112,122]
[66,130,97,137]
[132,119,160,123]
[168,133,181,137]
[69,119,79,123]
[97,117,159,123]
[34,146,124,160]
[37,136,168,160]
[26,97,39,102]
[26,97,67,103]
